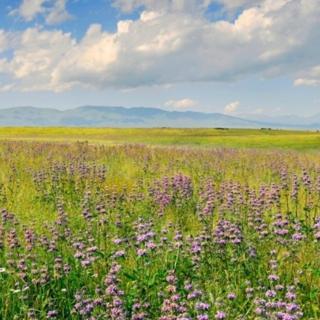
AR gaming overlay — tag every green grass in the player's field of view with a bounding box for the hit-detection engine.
[0,131,319,319]
[0,127,319,150]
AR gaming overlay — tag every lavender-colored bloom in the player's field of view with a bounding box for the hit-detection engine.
[187,289,202,300]
[255,307,264,315]
[47,310,58,318]
[137,248,146,256]
[285,292,296,301]
[197,315,209,320]
[266,290,277,298]
[268,274,280,281]
[215,311,226,319]
[227,292,236,300]
[195,302,210,311]
[286,303,299,312]
[114,250,125,257]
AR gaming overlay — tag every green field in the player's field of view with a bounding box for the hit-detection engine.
[0,127,319,150]
[0,130,319,319]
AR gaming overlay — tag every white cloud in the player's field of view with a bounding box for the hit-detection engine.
[0,84,15,92]
[51,24,119,91]
[12,0,71,25]
[112,0,213,14]
[14,0,46,21]
[294,65,320,87]
[224,101,240,114]
[0,28,75,91]
[164,98,199,109]
[112,0,262,14]
[217,0,262,10]
[45,0,71,25]
[1,0,320,92]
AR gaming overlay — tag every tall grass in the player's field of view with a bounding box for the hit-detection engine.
[0,141,319,319]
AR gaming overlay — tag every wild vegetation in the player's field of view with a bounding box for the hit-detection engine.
[0,136,319,319]
[0,127,320,150]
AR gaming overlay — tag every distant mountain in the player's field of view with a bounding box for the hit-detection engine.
[238,113,320,129]
[0,106,319,129]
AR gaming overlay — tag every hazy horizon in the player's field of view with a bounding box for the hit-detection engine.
[0,104,319,118]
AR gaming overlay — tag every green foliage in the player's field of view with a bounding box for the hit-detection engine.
[0,139,319,319]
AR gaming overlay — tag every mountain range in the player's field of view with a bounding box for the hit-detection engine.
[0,106,319,129]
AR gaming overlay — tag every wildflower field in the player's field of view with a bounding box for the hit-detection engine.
[0,129,319,319]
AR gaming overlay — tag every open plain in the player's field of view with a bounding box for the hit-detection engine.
[0,129,319,319]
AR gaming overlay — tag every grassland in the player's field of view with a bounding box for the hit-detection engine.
[0,127,319,150]
[0,129,319,319]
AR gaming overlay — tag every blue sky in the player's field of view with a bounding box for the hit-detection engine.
[0,0,319,116]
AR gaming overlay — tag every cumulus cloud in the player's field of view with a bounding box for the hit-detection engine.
[1,0,320,92]
[51,24,119,91]
[224,101,240,114]
[164,98,199,109]
[0,28,75,91]
[12,0,71,25]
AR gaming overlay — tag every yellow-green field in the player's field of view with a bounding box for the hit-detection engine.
[0,129,320,319]
[0,127,319,150]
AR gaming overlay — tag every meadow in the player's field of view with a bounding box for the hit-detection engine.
[0,129,319,319]
[0,127,320,150]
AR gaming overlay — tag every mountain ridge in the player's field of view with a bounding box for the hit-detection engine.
[0,106,318,129]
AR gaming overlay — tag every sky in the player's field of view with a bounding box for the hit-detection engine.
[0,0,320,116]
